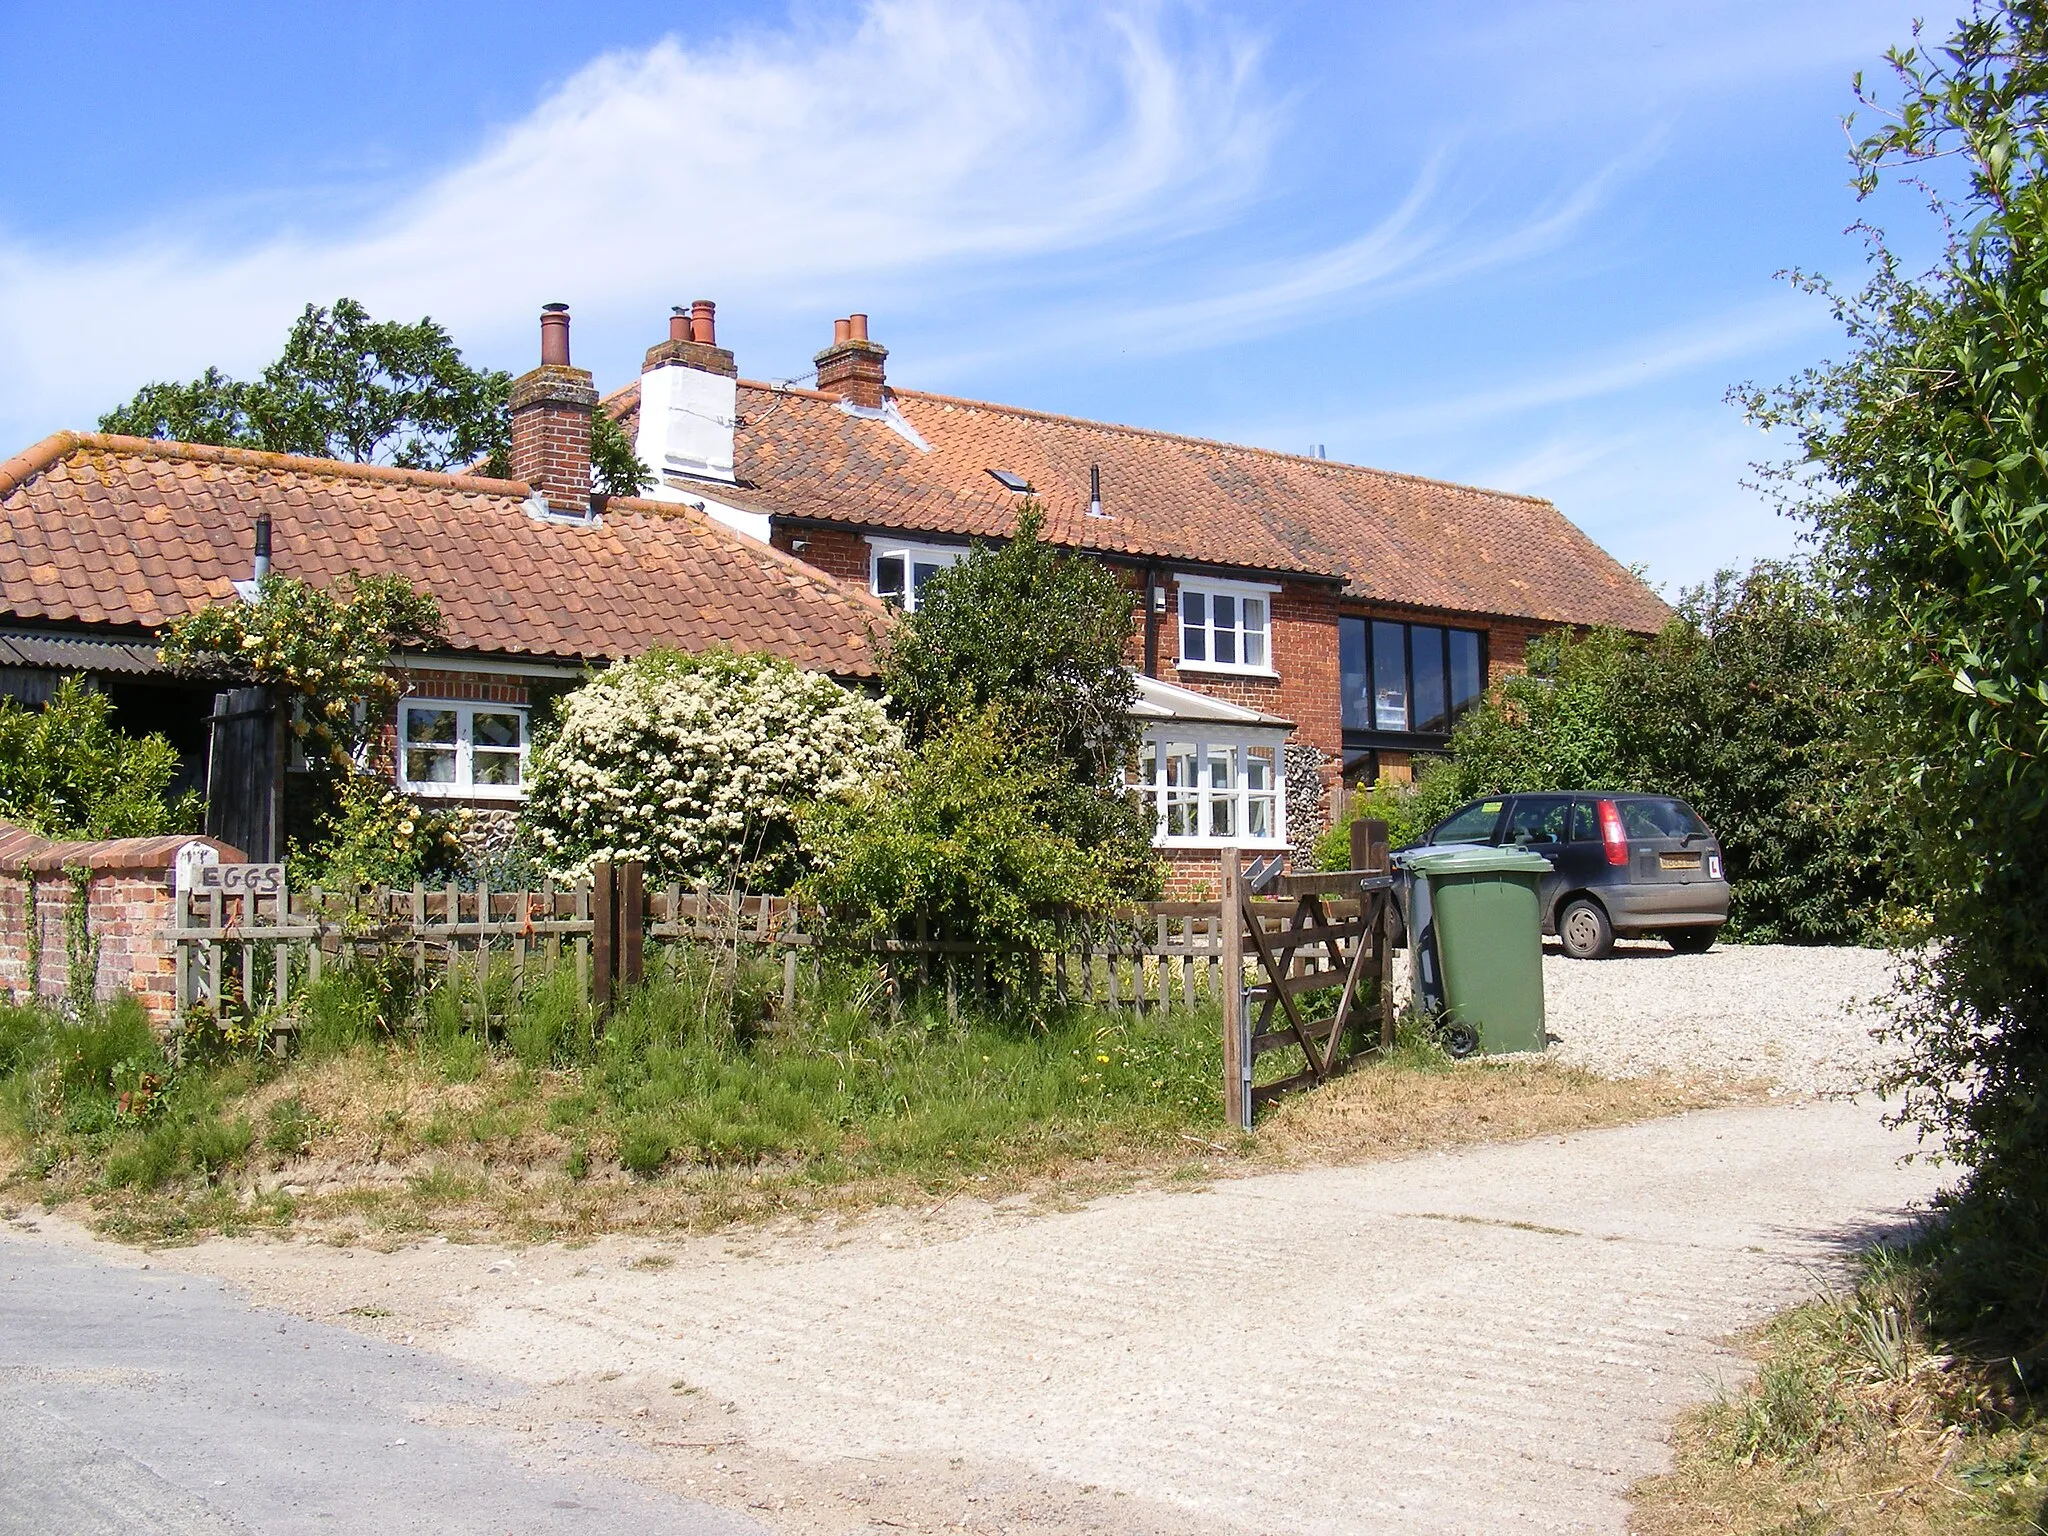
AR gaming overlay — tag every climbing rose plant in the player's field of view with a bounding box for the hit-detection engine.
[520,649,900,891]
[158,573,444,769]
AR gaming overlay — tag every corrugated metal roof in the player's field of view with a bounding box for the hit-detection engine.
[0,629,162,674]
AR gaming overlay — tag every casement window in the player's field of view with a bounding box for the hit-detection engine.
[397,700,529,798]
[1340,618,1485,735]
[1134,730,1286,848]
[867,538,967,612]
[1176,578,1275,674]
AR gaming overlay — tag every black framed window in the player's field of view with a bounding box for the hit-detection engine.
[1340,617,1487,735]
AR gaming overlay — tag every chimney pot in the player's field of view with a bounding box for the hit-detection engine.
[690,299,717,346]
[848,312,869,342]
[670,306,690,343]
[833,317,852,346]
[539,302,572,367]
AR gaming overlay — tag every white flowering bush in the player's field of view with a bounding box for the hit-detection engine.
[521,649,900,890]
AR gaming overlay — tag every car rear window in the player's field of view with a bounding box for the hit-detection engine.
[1619,798,1708,839]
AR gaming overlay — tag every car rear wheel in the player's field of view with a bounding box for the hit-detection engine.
[1558,898,1614,960]
[1665,926,1720,954]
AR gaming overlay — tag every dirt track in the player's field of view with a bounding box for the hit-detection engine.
[57,1094,1936,1536]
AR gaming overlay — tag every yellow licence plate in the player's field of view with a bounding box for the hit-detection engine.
[1659,852,1703,871]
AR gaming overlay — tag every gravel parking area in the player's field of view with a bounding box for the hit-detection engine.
[1541,938,1901,1095]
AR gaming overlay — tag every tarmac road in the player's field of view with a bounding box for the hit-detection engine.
[0,1238,762,1536]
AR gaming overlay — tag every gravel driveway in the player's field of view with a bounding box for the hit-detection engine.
[77,1097,1938,1536]
[1540,939,1900,1095]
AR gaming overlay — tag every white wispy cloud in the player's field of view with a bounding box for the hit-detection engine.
[1325,298,1833,445]
[0,0,1280,441]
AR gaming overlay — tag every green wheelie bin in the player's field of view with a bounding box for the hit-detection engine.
[1404,844,1550,1056]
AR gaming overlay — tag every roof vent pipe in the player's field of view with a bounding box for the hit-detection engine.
[1087,463,1105,519]
[539,302,572,366]
[252,513,271,582]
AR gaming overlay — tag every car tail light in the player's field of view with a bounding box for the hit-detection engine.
[1597,799,1629,866]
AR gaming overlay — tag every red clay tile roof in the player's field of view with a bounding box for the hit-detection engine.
[0,433,883,676]
[612,379,1670,631]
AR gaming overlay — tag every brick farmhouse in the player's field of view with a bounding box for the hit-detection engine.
[0,301,1666,896]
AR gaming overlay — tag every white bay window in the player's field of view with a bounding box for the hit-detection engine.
[1136,729,1286,848]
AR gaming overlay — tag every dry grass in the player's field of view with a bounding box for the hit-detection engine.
[1256,1051,1751,1167]
[29,1040,1750,1249]
[1632,1247,2048,1536]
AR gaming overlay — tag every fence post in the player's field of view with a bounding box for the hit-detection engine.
[618,860,644,990]
[1350,816,1389,875]
[1221,847,1249,1131]
[590,860,614,1011]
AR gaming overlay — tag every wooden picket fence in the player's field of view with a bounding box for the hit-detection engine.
[168,865,1239,1030]
[168,824,1402,1125]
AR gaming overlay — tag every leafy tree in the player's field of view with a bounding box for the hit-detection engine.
[103,299,511,472]
[591,410,657,497]
[1737,4,2048,1341]
[1623,565,1898,944]
[0,678,198,839]
[878,504,1158,899]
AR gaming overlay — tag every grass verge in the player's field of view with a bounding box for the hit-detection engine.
[1632,1236,2048,1535]
[0,955,1745,1247]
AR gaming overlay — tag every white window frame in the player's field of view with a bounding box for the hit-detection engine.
[1175,575,1278,677]
[867,536,968,612]
[1133,727,1288,850]
[396,699,530,800]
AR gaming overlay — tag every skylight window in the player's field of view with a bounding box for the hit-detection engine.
[986,468,1032,493]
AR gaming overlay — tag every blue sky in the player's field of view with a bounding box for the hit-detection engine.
[0,0,1934,594]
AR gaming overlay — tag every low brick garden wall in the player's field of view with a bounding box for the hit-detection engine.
[0,824,244,1027]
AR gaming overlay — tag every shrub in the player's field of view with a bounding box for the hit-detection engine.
[187,1116,254,1178]
[296,772,464,889]
[799,712,1123,992]
[0,677,197,838]
[1736,6,2048,1341]
[877,506,1159,901]
[521,647,900,890]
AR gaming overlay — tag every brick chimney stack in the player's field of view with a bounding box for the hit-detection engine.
[641,299,736,379]
[510,303,598,508]
[814,313,888,408]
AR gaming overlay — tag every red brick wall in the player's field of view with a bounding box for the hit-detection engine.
[775,526,870,586]
[1150,576,1342,761]
[0,866,181,1027]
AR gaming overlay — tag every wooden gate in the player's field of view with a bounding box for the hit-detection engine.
[1220,821,1399,1129]
[203,685,281,861]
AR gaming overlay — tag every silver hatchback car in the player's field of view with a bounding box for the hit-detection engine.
[1412,792,1731,958]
